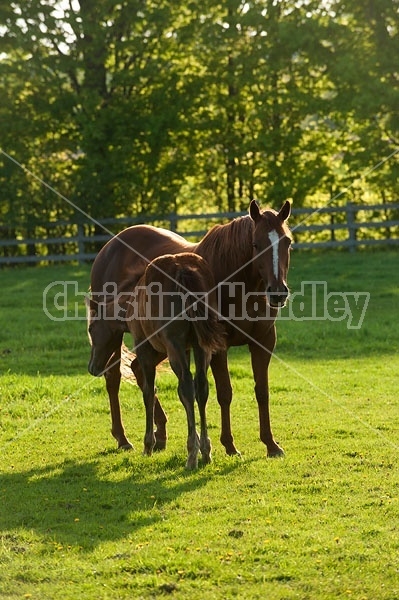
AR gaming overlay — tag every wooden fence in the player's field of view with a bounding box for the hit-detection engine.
[1,201,398,265]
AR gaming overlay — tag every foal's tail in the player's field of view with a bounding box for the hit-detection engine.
[175,266,226,355]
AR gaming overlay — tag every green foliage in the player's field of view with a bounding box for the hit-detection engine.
[1,251,399,598]
[0,2,398,221]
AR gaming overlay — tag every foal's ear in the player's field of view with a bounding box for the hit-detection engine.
[278,200,291,222]
[249,200,261,222]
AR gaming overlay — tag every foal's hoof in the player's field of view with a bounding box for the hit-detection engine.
[185,458,199,471]
[267,445,285,458]
[201,452,212,465]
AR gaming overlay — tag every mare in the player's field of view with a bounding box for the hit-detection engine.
[87,200,292,456]
[126,252,225,469]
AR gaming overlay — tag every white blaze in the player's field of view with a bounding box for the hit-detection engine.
[268,230,280,280]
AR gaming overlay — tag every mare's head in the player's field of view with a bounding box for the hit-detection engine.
[249,200,292,307]
[86,295,125,377]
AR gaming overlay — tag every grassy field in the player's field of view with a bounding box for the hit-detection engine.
[1,249,398,599]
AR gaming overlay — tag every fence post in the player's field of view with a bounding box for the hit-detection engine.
[346,201,357,252]
[169,213,177,233]
[330,212,335,242]
[77,222,85,263]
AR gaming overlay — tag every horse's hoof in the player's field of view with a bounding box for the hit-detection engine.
[224,444,241,456]
[267,446,285,458]
[226,448,242,457]
[154,438,167,452]
[118,441,134,451]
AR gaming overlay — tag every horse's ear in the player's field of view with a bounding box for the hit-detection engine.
[249,200,261,222]
[278,200,291,222]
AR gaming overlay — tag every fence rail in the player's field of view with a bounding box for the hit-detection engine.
[1,201,398,265]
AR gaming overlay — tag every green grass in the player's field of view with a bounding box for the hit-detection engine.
[1,250,398,599]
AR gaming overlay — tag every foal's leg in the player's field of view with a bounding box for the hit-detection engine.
[169,347,199,470]
[210,350,240,456]
[136,344,159,457]
[104,343,133,450]
[249,325,284,457]
[193,344,212,464]
[131,355,168,450]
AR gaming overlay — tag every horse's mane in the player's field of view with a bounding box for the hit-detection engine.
[196,215,254,281]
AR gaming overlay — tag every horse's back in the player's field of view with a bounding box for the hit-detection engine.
[91,225,194,294]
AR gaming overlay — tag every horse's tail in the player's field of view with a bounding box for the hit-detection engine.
[120,342,137,383]
[120,342,170,382]
[175,266,226,355]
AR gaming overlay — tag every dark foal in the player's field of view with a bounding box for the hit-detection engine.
[126,252,225,469]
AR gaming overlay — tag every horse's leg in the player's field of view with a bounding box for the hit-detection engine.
[249,325,284,457]
[193,344,211,464]
[130,356,168,450]
[104,343,133,450]
[169,348,199,470]
[210,350,240,456]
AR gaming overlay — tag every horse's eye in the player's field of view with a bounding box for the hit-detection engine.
[253,243,258,250]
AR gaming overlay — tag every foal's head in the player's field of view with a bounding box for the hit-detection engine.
[249,200,292,307]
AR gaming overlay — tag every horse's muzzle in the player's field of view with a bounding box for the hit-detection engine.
[266,285,289,308]
[88,358,105,377]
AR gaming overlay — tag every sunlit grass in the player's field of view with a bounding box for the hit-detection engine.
[1,250,398,599]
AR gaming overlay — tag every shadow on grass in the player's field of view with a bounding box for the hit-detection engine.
[0,452,243,551]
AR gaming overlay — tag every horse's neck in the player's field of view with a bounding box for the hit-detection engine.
[196,217,258,287]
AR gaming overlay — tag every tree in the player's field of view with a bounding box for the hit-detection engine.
[181,0,354,211]
[0,0,398,231]
[316,0,399,203]
[0,0,202,223]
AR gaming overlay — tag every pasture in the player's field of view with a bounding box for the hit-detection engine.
[0,249,398,599]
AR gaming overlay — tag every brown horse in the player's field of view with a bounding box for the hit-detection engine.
[87,200,292,456]
[126,252,225,469]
